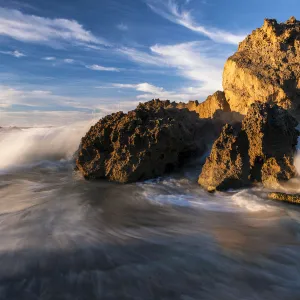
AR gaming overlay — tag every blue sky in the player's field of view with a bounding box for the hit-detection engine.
[0,0,298,126]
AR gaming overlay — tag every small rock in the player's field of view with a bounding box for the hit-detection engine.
[268,192,300,204]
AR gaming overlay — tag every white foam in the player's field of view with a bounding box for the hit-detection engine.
[231,190,277,212]
[0,121,93,171]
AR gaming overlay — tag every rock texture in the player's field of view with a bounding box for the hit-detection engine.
[198,124,250,192]
[268,192,300,204]
[199,102,299,191]
[178,91,230,119]
[223,16,300,115]
[76,99,220,183]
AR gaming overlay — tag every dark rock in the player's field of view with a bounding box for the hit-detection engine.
[199,102,299,191]
[198,124,250,192]
[242,102,298,184]
[76,99,221,183]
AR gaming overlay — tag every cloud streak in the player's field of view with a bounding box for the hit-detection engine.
[0,7,108,48]
[117,40,233,97]
[86,64,120,72]
[0,50,25,57]
[117,23,128,31]
[112,81,213,102]
[146,0,245,44]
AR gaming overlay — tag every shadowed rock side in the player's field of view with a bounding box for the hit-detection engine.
[223,16,300,115]
[199,102,299,191]
[198,124,250,192]
[76,99,222,183]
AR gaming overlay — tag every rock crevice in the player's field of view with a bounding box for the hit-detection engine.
[198,102,299,191]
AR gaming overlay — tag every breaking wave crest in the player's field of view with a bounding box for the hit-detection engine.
[0,121,92,171]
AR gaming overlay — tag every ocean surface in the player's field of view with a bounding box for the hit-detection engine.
[1,124,300,300]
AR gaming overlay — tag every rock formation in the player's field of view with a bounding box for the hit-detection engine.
[178,91,230,119]
[223,16,300,115]
[198,124,250,192]
[76,99,221,183]
[199,102,299,191]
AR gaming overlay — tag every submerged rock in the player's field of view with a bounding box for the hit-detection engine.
[268,192,300,204]
[223,17,300,115]
[76,99,221,183]
[199,102,299,191]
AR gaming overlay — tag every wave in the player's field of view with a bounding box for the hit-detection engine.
[0,121,93,171]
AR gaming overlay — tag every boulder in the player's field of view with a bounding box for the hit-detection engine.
[199,102,299,191]
[76,99,221,183]
[223,17,300,116]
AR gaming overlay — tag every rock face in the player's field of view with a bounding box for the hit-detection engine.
[223,16,300,115]
[199,102,299,191]
[76,99,220,183]
[179,91,230,119]
[198,124,250,192]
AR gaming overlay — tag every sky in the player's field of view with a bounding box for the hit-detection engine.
[0,0,298,126]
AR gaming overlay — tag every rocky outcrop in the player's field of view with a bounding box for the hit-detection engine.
[223,16,300,115]
[76,99,221,183]
[268,192,300,204]
[178,91,230,119]
[199,102,299,191]
[198,124,250,192]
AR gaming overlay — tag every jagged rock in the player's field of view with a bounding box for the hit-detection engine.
[261,157,295,189]
[223,16,300,115]
[242,102,298,183]
[76,99,221,183]
[268,192,300,204]
[199,102,299,191]
[198,124,250,192]
[178,91,231,119]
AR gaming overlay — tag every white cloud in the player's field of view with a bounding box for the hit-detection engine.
[112,82,206,102]
[118,47,165,66]
[0,50,25,57]
[146,0,245,44]
[150,41,226,91]
[117,23,128,31]
[43,56,56,61]
[0,111,97,127]
[86,64,120,72]
[64,58,75,64]
[118,41,232,97]
[0,7,108,47]
[0,85,78,108]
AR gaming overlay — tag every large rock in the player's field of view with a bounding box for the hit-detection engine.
[199,102,299,191]
[223,17,300,115]
[76,99,221,183]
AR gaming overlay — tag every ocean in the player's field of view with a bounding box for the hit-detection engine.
[0,124,300,300]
